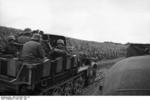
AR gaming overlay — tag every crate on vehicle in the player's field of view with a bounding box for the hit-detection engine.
[66,56,71,70]
[0,58,8,76]
[7,58,22,77]
[56,57,63,73]
[42,59,51,77]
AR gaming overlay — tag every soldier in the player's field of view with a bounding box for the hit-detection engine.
[5,35,23,56]
[55,39,69,54]
[56,39,66,50]
[51,39,69,59]
[17,30,32,44]
[21,34,45,62]
[41,39,53,57]
[39,31,53,57]
[0,36,7,53]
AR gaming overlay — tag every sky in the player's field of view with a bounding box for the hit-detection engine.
[0,0,150,43]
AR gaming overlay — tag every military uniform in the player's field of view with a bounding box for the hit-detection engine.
[40,40,53,56]
[21,34,45,62]
[51,39,69,59]
[5,35,22,56]
[18,31,32,44]
[18,35,31,44]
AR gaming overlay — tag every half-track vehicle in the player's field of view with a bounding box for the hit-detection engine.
[0,33,98,95]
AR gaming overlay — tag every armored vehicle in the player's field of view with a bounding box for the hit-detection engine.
[102,55,150,95]
[0,33,98,95]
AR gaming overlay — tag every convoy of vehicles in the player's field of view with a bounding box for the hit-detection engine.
[0,31,150,95]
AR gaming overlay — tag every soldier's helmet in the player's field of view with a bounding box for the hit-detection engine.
[57,39,64,45]
[31,34,41,41]
[23,28,32,36]
[24,28,32,33]
[7,35,16,41]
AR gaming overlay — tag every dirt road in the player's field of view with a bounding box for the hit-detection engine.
[82,57,125,95]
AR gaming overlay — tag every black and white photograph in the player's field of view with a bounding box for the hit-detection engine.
[0,0,150,96]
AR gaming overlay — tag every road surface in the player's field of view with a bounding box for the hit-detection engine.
[82,57,125,95]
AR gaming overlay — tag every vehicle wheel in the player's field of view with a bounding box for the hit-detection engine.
[40,89,52,95]
[63,82,73,95]
[73,76,85,95]
[51,87,62,95]
[19,85,29,95]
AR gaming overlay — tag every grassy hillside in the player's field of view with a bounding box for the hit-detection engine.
[0,26,127,60]
[0,26,23,49]
[66,38,127,60]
